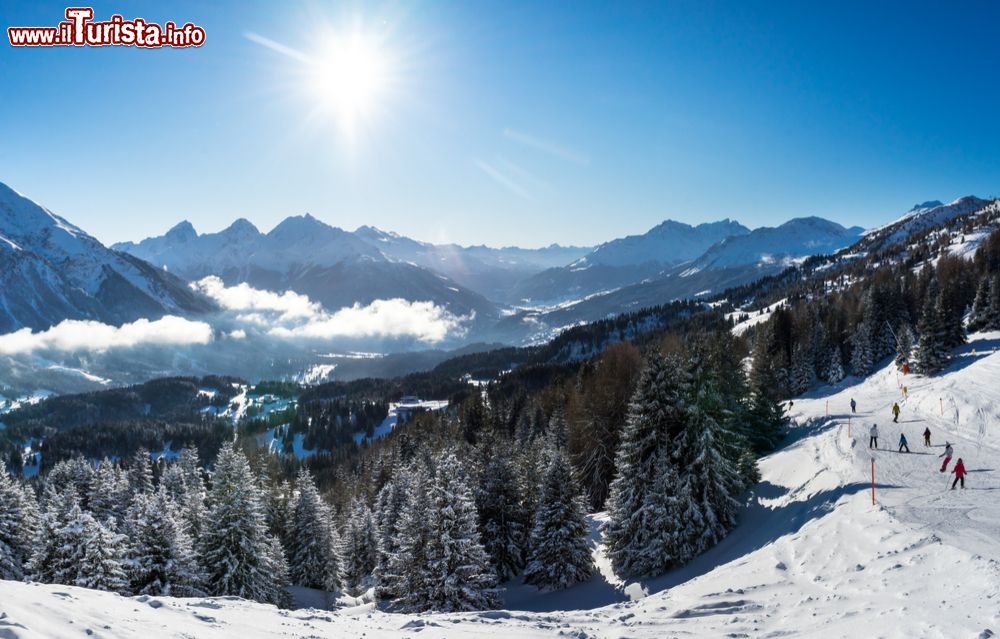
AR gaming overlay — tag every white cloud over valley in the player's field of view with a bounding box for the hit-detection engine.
[0,316,213,355]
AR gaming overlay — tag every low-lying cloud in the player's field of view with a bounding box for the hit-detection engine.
[193,277,468,343]
[0,316,213,356]
[269,298,467,342]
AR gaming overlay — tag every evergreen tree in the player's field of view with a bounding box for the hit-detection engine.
[28,487,80,584]
[372,475,409,601]
[850,322,875,377]
[672,401,742,559]
[602,353,688,577]
[339,497,377,595]
[129,449,155,495]
[523,450,593,590]
[984,274,1000,331]
[627,449,684,576]
[476,456,528,581]
[288,469,340,591]
[90,459,132,525]
[825,346,845,383]
[200,443,288,606]
[125,488,205,597]
[0,461,39,580]
[895,323,915,367]
[74,513,129,593]
[788,341,814,395]
[969,275,991,332]
[420,454,500,611]
[916,280,952,375]
[384,466,432,609]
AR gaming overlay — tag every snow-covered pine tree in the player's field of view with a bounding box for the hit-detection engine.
[475,456,528,581]
[825,345,845,383]
[33,494,128,593]
[129,449,155,495]
[895,323,915,367]
[788,342,814,395]
[27,487,80,584]
[627,448,683,576]
[200,443,288,606]
[386,465,433,610]
[672,402,742,560]
[420,453,500,611]
[89,459,130,524]
[74,512,129,593]
[523,449,593,590]
[125,488,205,597]
[916,280,951,375]
[850,321,875,377]
[969,275,991,332]
[372,474,409,601]
[984,274,1000,331]
[46,457,96,507]
[602,353,688,577]
[0,460,39,580]
[339,497,377,595]
[288,469,340,591]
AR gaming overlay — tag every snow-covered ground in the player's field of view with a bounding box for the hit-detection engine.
[3,335,999,637]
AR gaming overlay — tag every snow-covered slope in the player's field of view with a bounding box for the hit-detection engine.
[0,182,214,333]
[510,218,750,305]
[4,334,998,637]
[689,216,863,272]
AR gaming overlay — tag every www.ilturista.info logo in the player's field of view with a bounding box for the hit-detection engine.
[7,7,205,48]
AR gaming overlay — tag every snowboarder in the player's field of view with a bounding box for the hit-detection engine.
[939,442,954,472]
[923,427,931,447]
[951,458,966,489]
[898,433,909,453]
[892,402,901,423]
[869,423,879,449]
[850,398,857,414]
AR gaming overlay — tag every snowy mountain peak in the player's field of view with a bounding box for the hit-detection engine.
[223,218,261,237]
[910,200,943,212]
[164,220,197,242]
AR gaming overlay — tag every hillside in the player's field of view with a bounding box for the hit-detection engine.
[2,333,997,637]
[0,182,215,333]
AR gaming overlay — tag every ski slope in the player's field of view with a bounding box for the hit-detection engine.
[2,336,999,638]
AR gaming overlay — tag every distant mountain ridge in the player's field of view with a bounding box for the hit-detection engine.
[0,182,214,333]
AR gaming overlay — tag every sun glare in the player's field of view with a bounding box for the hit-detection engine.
[309,32,389,135]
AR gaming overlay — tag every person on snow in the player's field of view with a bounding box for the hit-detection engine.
[939,442,954,472]
[850,398,857,414]
[869,423,879,449]
[923,427,931,447]
[951,458,967,489]
[892,402,901,423]
[898,433,910,453]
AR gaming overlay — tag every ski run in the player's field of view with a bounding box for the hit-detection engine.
[0,332,996,638]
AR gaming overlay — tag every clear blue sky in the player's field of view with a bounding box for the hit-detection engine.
[1,0,998,248]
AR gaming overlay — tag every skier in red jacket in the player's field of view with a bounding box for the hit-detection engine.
[951,458,967,490]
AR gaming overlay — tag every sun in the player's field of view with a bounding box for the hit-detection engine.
[308,32,389,135]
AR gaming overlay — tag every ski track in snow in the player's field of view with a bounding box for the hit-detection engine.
[2,335,1000,637]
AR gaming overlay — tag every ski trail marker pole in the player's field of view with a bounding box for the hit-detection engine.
[848,416,851,437]
[871,457,876,505]
[826,400,829,416]
[940,398,944,416]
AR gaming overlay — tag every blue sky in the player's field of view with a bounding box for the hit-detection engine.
[1,0,998,248]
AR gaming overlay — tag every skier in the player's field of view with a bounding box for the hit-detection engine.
[898,433,909,453]
[951,458,966,489]
[892,402,901,423]
[869,423,879,449]
[923,427,931,447]
[939,442,954,472]
[850,398,857,414]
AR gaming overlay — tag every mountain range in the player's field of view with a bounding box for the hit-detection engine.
[3,178,877,347]
[0,182,213,334]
